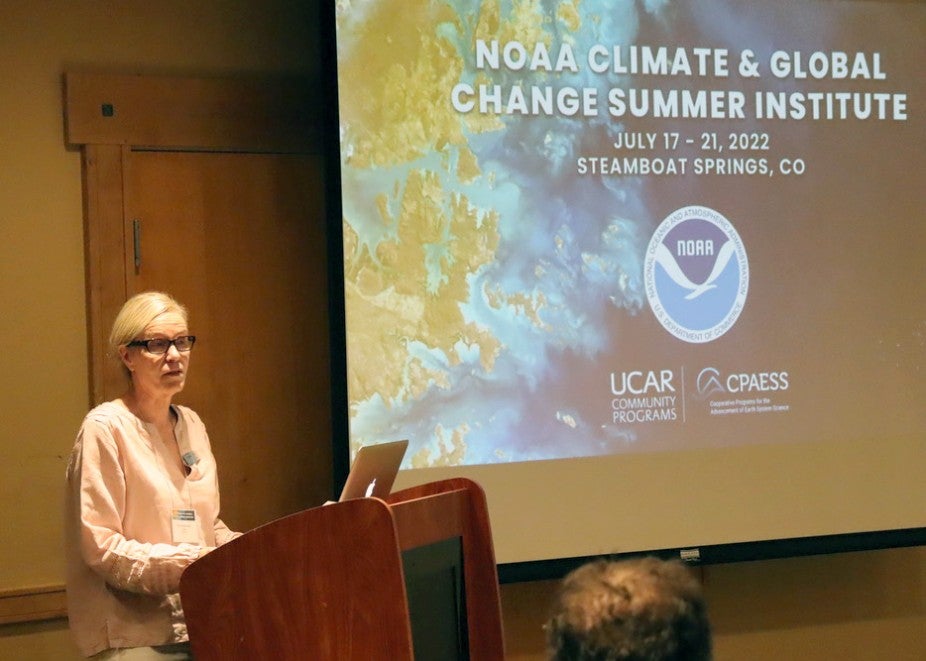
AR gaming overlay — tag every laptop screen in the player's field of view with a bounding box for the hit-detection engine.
[338,439,409,501]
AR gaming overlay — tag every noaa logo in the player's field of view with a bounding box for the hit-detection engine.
[644,206,748,343]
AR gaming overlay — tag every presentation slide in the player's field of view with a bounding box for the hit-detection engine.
[328,0,925,565]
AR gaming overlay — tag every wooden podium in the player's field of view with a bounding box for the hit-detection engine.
[179,477,505,660]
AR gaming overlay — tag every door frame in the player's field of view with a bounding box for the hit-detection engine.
[64,71,319,404]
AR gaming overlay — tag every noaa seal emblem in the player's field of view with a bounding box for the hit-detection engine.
[644,205,748,343]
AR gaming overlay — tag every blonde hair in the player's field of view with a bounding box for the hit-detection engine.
[109,291,189,358]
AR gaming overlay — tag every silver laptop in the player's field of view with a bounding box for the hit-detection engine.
[338,439,409,501]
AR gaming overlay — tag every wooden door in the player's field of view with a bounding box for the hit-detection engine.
[66,73,333,532]
[123,150,330,529]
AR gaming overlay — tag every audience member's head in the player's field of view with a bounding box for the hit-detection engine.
[546,556,712,661]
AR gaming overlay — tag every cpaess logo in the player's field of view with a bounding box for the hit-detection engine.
[644,205,749,343]
[695,367,724,398]
[696,366,790,396]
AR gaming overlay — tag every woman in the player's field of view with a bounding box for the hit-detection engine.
[66,292,241,659]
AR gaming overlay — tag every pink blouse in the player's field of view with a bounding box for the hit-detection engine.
[65,400,241,657]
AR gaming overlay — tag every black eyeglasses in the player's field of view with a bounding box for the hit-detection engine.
[127,336,196,354]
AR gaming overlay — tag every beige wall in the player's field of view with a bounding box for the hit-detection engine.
[501,547,926,660]
[0,2,922,659]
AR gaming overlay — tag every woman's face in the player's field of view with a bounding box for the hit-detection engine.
[119,312,191,400]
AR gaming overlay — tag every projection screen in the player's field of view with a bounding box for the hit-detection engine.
[322,0,926,569]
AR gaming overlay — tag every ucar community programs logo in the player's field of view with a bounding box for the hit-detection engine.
[644,205,748,343]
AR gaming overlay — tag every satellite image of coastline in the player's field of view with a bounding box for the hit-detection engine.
[334,0,925,467]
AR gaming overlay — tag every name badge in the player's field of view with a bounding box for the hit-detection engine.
[171,509,200,544]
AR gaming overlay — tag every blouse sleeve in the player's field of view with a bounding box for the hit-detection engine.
[213,519,243,546]
[67,419,201,596]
